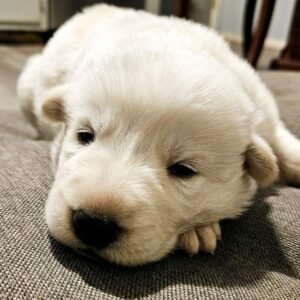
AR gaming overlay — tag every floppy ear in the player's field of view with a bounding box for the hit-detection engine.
[245,135,279,188]
[41,85,67,123]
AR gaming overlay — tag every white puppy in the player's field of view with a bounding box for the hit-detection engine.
[18,4,300,266]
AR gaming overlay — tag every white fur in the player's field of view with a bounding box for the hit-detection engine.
[17,4,300,266]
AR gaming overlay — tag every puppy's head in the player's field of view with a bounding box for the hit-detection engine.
[42,50,278,265]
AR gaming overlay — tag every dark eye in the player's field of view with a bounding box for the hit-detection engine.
[167,163,197,178]
[77,129,95,145]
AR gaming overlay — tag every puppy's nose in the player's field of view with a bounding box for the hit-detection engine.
[72,210,121,249]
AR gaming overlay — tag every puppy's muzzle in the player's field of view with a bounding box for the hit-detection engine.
[72,210,121,249]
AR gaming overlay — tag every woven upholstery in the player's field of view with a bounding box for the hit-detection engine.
[1,71,299,299]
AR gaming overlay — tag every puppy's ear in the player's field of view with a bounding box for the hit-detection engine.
[41,85,68,123]
[245,135,279,188]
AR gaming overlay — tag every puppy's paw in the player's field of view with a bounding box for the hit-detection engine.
[177,222,221,256]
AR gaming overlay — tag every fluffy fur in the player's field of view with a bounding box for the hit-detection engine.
[17,4,300,266]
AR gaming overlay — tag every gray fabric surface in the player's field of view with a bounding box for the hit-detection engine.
[1,71,300,299]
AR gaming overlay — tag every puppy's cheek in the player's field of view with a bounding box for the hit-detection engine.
[101,231,178,266]
[45,185,77,248]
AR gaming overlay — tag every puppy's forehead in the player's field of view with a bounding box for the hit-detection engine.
[69,48,254,151]
[71,47,252,115]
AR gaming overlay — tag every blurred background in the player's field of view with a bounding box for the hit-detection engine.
[0,0,299,74]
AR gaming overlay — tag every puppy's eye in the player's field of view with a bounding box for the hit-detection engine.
[167,163,197,178]
[77,129,95,145]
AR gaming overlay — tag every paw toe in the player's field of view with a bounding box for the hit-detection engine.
[196,225,217,254]
[177,229,199,256]
[178,222,221,256]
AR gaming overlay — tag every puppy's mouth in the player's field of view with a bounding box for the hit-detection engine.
[75,247,103,261]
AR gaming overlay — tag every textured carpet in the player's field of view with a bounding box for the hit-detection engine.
[1,71,300,299]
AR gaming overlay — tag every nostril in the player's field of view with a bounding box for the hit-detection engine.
[72,209,121,250]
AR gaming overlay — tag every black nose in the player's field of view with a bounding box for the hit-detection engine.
[72,210,121,250]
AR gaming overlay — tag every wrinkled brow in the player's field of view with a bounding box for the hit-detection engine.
[161,135,199,165]
[76,110,116,138]
[77,117,93,130]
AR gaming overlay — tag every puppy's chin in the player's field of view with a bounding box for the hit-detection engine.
[49,231,177,266]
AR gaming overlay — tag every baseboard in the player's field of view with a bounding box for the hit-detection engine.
[222,32,285,51]
[0,30,53,44]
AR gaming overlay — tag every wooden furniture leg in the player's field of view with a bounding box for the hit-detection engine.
[244,0,276,67]
[243,0,257,56]
[175,0,189,18]
[271,0,300,70]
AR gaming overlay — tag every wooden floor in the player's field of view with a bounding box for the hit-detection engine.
[0,45,41,110]
[229,40,280,70]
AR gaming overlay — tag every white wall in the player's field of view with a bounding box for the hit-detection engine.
[216,0,295,46]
